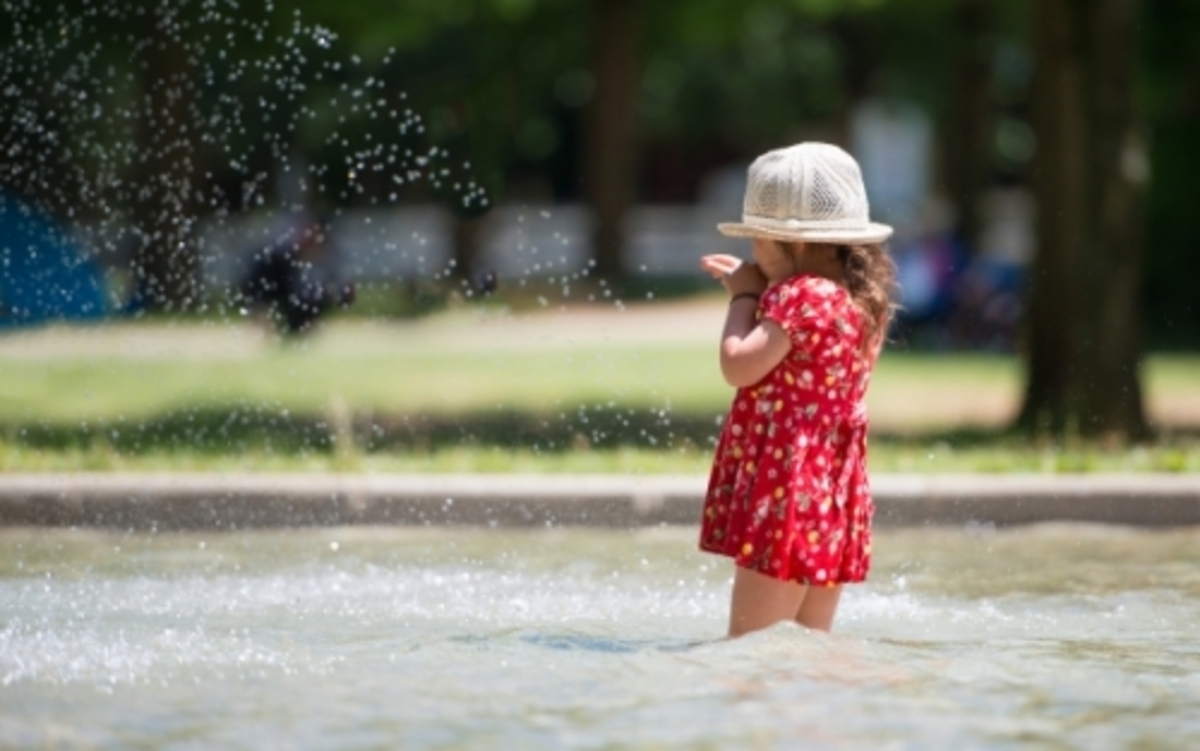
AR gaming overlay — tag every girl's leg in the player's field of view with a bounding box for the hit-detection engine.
[794,585,842,632]
[727,565,806,637]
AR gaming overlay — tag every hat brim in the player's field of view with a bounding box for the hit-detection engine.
[717,221,893,245]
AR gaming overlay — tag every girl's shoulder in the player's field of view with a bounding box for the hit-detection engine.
[762,273,865,350]
[768,273,851,309]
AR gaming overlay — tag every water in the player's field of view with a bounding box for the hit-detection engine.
[2,1,491,314]
[2,524,1198,749]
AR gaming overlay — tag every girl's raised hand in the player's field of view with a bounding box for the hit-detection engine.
[700,253,742,280]
[700,254,767,297]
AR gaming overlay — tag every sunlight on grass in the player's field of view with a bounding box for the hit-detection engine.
[1,314,1198,474]
[1,345,1186,430]
[0,328,1024,425]
[0,342,718,420]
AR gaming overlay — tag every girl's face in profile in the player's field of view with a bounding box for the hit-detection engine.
[752,237,798,283]
[753,238,848,285]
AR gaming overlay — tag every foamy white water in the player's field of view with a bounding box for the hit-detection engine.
[2,524,1198,749]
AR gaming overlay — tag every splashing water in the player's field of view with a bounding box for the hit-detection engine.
[0,0,488,313]
[0,0,706,463]
[2,525,1198,748]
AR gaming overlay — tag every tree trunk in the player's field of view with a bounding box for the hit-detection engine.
[1018,0,1148,440]
[129,3,200,312]
[452,213,484,288]
[945,0,993,253]
[583,0,643,280]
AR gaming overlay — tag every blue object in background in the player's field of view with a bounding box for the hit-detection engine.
[0,192,108,329]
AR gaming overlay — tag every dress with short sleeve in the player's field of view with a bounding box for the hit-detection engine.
[698,273,876,585]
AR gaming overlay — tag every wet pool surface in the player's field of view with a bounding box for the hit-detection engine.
[2,524,1198,749]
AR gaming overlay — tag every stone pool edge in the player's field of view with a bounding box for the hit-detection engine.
[0,473,1198,530]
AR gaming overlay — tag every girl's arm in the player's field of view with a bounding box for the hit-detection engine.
[718,303,791,387]
[700,254,792,388]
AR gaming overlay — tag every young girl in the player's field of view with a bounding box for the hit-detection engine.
[698,142,896,637]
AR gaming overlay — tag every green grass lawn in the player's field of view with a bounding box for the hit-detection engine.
[0,317,1026,422]
[1,341,721,420]
[1,310,1197,474]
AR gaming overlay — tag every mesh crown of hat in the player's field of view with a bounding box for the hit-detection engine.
[744,143,870,229]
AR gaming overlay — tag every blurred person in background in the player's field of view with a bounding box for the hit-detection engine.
[238,212,355,336]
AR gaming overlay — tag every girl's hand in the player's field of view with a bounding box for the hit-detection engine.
[701,254,768,297]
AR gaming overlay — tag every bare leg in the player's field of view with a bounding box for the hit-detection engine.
[794,585,842,632]
[727,565,807,638]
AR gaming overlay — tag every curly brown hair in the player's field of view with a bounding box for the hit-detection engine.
[805,242,898,354]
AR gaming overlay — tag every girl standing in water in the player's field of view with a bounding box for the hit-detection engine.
[699,142,896,637]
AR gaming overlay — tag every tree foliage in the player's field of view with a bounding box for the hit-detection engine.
[1,0,1197,358]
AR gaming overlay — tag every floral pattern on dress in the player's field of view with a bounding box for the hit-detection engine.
[698,273,876,585]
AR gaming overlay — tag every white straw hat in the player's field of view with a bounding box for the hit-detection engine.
[718,142,893,244]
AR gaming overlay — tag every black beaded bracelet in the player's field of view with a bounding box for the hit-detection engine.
[729,292,760,305]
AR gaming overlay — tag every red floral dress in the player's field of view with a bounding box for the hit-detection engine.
[699,274,876,586]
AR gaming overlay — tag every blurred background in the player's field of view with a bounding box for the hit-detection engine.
[1,0,1198,470]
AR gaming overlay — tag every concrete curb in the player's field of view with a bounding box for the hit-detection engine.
[1,473,1198,530]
